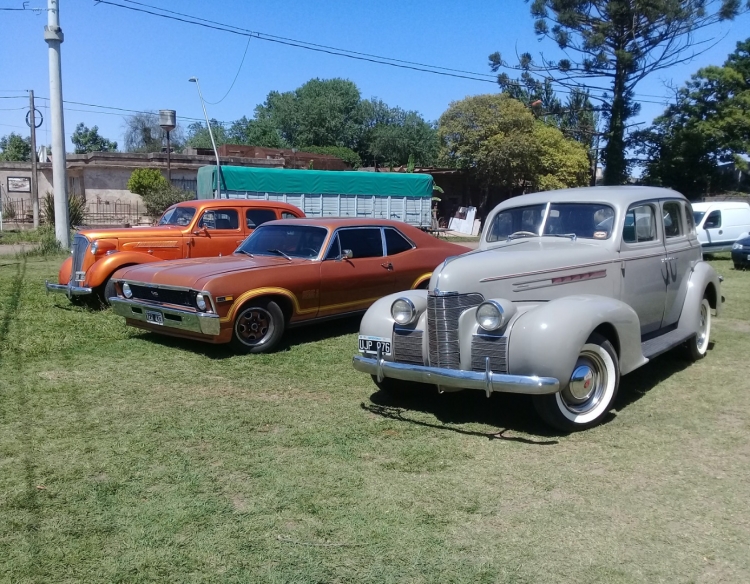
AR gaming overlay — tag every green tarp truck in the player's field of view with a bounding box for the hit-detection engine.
[196,165,434,227]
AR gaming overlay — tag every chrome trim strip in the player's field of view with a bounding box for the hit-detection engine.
[45,280,93,297]
[110,298,221,336]
[480,259,617,283]
[353,355,559,395]
[112,279,195,293]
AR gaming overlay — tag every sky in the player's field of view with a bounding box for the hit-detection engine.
[1,0,749,153]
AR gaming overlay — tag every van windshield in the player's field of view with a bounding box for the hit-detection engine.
[693,211,705,225]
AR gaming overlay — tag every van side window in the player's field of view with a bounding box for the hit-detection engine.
[704,210,721,229]
[246,209,277,229]
[623,204,657,243]
[662,202,683,238]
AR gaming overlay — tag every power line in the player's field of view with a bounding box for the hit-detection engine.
[203,37,252,105]
[96,0,674,105]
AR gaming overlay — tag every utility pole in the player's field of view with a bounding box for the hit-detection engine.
[28,90,40,228]
[44,0,69,248]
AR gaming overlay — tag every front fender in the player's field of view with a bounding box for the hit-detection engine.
[508,295,645,384]
[358,290,428,358]
[58,256,73,284]
[85,251,164,288]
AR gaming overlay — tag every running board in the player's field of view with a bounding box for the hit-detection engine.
[641,329,695,360]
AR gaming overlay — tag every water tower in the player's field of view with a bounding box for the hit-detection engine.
[159,110,176,181]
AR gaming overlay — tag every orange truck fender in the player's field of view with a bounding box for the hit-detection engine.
[84,251,165,289]
[58,256,73,284]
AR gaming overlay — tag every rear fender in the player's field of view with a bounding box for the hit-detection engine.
[508,295,645,384]
[58,256,73,284]
[678,262,723,333]
[85,251,164,288]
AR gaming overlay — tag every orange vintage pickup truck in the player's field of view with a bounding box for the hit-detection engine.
[46,199,304,303]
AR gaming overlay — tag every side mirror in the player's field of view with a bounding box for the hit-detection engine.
[337,249,353,261]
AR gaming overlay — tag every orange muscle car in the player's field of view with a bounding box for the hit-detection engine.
[109,218,468,353]
[46,199,304,303]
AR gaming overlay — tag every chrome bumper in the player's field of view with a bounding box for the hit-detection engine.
[45,280,93,297]
[352,354,560,396]
[110,297,221,336]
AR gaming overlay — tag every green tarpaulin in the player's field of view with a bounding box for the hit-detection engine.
[196,165,433,200]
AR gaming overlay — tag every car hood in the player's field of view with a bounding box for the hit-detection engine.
[432,237,614,296]
[114,254,301,289]
[77,225,185,240]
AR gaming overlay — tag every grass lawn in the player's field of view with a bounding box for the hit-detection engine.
[1,253,749,583]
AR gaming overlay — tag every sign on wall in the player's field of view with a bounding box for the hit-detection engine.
[7,177,31,193]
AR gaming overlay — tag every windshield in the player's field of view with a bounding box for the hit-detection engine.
[236,225,328,259]
[693,211,705,225]
[486,203,615,242]
[158,206,196,226]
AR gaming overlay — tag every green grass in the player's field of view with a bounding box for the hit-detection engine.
[1,253,750,583]
[0,229,45,245]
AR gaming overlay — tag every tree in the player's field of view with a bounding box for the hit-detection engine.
[491,0,750,185]
[127,168,168,197]
[632,38,750,197]
[438,94,589,197]
[255,78,365,149]
[0,133,31,161]
[227,116,287,148]
[71,123,117,153]
[123,112,184,153]
[365,108,439,167]
[185,119,228,149]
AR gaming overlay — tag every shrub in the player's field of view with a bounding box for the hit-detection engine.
[140,184,194,219]
[127,168,168,197]
[297,145,362,169]
[42,191,87,227]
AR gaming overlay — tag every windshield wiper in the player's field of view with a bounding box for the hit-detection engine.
[267,248,292,261]
[506,231,540,241]
[236,249,254,257]
[546,233,577,241]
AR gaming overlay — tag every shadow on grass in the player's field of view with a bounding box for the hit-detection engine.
[364,388,561,443]
[615,348,694,411]
[138,314,363,359]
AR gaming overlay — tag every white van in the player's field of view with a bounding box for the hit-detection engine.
[692,201,750,252]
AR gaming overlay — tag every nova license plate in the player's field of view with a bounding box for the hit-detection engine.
[358,335,391,356]
[146,311,164,325]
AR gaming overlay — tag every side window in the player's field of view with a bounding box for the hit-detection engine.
[338,228,384,258]
[246,208,277,229]
[281,211,298,219]
[662,202,683,238]
[704,210,721,229]
[684,204,695,234]
[325,234,341,260]
[623,204,657,244]
[199,209,239,230]
[384,228,414,255]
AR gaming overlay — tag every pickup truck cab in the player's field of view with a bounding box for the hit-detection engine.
[46,199,304,303]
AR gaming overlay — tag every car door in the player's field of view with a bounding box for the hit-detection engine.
[702,209,724,251]
[618,202,667,335]
[382,227,424,290]
[318,227,395,317]
[661,200,699,328]
[188,208,244,257]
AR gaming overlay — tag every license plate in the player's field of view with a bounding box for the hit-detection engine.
[747,254,750,260]
[358,335,391,356]
[146,311,164,325]
[74,271,86,281]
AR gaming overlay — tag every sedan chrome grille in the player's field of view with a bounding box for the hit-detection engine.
[393,329,424,365]
[427,292,484,369]
[471,335,509,373]
[71,234,89,283]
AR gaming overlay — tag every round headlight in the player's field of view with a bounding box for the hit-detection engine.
[476,301,504,331]
[90,241,99,255]
[196,293,207,311]
[122,282,132,299]
[391,297,417,325]
[732,242,743,250]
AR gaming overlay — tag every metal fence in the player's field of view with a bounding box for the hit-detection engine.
[171,178,197,193]
[0,197,149,227]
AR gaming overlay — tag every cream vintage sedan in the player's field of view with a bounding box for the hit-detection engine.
[353,187,723,431]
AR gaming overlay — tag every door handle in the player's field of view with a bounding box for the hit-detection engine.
[381,262,394,271]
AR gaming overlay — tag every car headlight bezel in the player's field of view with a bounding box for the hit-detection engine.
[476,300,505,331]
[196,292,207,312]
[732,242,743,250]
[122,282,133,299]
[90,241,99,255]
[391,297,417,326]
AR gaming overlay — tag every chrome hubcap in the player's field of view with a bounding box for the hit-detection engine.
[697,303,708,349]
[561,350,608,415]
